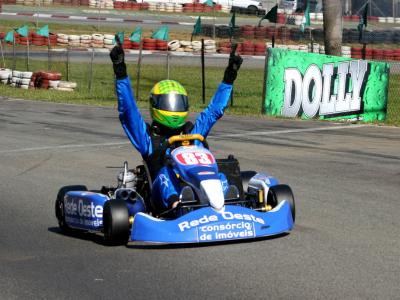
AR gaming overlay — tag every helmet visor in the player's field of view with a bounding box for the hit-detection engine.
[151,93,189,112]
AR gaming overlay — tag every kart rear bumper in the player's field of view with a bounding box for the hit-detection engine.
[131,201,294,244]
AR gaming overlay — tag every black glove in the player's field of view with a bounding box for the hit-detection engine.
[223,47,243,85]
[109,35,127,79]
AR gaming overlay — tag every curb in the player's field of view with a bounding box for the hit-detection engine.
[0,12,191,26]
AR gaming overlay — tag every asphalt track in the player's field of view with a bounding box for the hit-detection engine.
[0,96,400,299]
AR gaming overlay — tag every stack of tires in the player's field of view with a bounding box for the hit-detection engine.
[372,49,385,60]
[52,81,77,92]
[68,34,81,48]
[91,34,104,48]
[156,39,168,51]
[31,32,46,46]
[0,68,11,85]
[103,34,115,49]
[241,25,255,39]
[168,40,215,53]
[142,38,156,50]
[351,47,362,59]
[11,71,32,89]
[80,34,92,48]
[57,33,69,47]
[31,71,62,89]
[341,46,351,58]
[254,26,267,39]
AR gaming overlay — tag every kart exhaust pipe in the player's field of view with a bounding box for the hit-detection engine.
[117,189,137,202]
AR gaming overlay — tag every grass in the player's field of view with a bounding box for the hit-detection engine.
[1,57,399,125]
[0,57,264,115]
[387,74,400,126]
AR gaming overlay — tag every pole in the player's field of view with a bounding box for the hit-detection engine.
[136,40,143,101]
[261,46,269,114]
[88,49,95,95]
[201,38,205,105]
[212,6,216,40]
[48,36,51,70]
[0,39,5,68]
[166,50,170,79]
[12,37,16,70]
[26,38,30,71]
[66,46,70,81]
[309,28,313,53]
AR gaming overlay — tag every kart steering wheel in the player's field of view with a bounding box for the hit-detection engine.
[167,134,209,149]
[160,134,209,166]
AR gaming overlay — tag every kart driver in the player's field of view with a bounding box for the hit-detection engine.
[110,37,242,214]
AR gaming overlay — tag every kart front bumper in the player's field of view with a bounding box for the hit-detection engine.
[131,201,294,244]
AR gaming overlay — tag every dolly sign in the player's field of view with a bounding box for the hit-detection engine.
[264,48,390,122]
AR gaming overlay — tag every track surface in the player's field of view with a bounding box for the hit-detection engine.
[1,97,400,299]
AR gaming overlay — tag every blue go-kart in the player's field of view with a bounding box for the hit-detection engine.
[55,134,295,245]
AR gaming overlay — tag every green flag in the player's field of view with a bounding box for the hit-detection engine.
[151,26,169,41]
[4,31,14,43]
[113,31,124,45]
[300,0,310,33]
[130,27,142,43]
[16,25,29,37]
[229,12,236,38]
[36,25,49,38]
[258,4,278,26]
[204,0,214,7]
[358,3,368,42]
[192,17,202,36]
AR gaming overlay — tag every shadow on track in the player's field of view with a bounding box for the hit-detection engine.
[49,226,291,249]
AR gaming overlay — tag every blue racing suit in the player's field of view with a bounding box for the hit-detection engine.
[116,77,232,211]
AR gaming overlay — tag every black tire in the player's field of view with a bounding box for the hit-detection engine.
[247,5,258,15]
[103,200,130,246]
[268,184,295,223]
[241,171,257,194]
[55,185,87,233]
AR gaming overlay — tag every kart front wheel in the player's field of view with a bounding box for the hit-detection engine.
[55,185,88,234]
[268,184,296,223]
[103,200,130,246]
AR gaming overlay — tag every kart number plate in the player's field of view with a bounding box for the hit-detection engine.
[176,152,214,165]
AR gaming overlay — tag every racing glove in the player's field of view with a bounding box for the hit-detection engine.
[110,35,127,80]
[223,48,243,85]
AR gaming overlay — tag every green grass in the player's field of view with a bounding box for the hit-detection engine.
[387,74,400,126]
[1,57,399,125]
[0,57,264,115]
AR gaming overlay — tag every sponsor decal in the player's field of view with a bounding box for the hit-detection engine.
[283,60,368,118]
[178,211,265,241]
[64,197,103,228]
[64,198,103,218]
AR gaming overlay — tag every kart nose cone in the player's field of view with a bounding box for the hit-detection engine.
[200,179,225,211]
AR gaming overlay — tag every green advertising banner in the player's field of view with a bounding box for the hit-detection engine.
[264,48,390,122]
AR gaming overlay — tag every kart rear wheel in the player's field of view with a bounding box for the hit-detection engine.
[241,171,257,194]
[103,200,130,246]
[268,184,296,223]
[55,185,88,233]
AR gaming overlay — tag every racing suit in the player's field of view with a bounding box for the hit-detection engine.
[116,77,233,211]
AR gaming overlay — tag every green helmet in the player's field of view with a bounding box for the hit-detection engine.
[149,80,189,129]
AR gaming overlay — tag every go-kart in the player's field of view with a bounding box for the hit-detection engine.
[55,134,295,245]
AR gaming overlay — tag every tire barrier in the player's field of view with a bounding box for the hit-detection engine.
[167,40,216,53]
[0,68,12,85]
[30,71,76,91]
[114,1,149,11]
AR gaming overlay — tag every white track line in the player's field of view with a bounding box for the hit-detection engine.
[0,124,367,154]
[0,141,130,154]
[211,124,368,138]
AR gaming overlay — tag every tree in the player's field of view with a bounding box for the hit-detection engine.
[322,0,343,56]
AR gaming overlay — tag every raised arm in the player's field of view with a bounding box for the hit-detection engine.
[192,49,243,137]
[110,36,151,157]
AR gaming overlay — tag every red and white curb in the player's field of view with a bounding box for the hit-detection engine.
[0,11,189,25]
